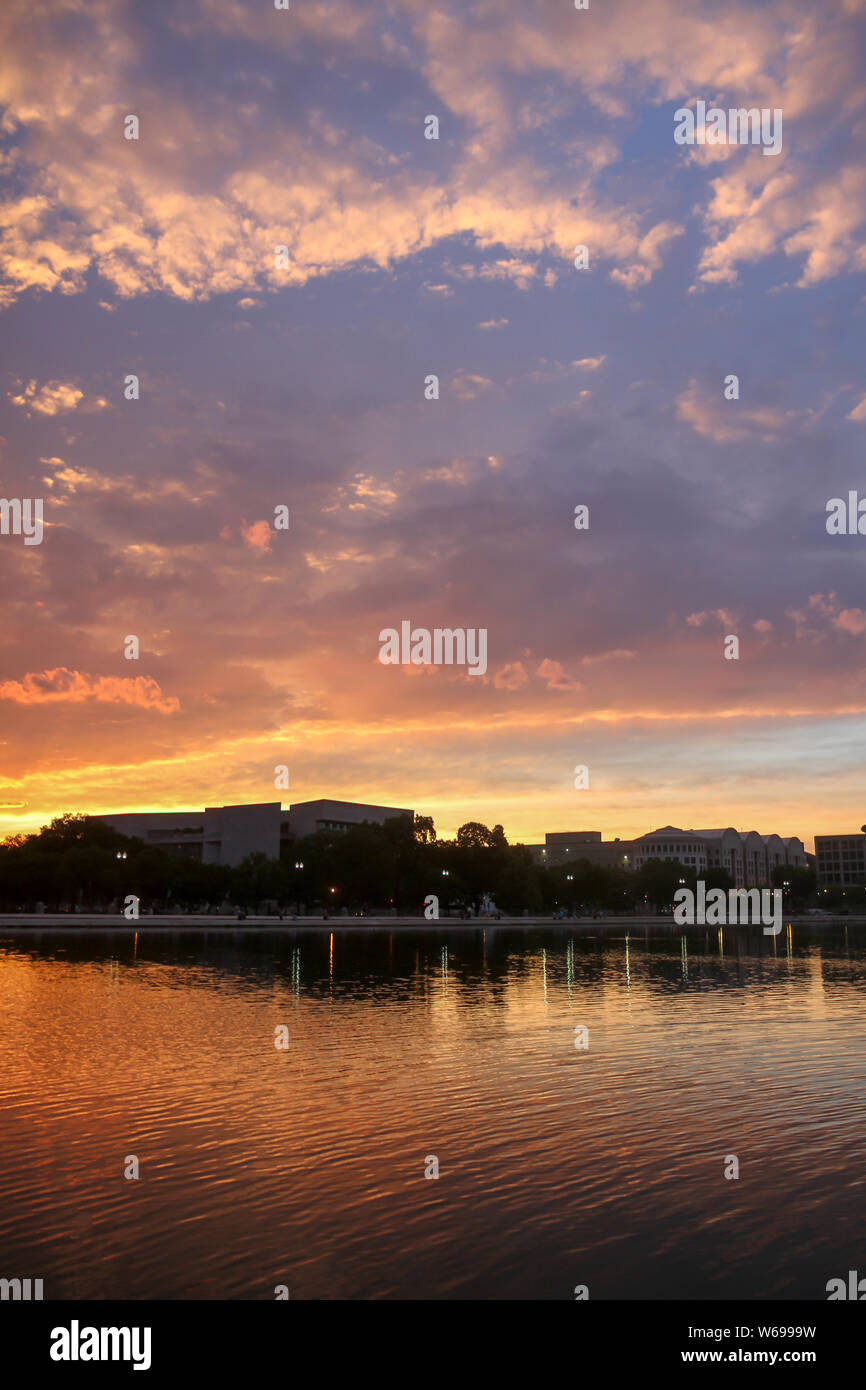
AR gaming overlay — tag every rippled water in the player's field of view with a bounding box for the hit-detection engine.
[1,923,864,1300]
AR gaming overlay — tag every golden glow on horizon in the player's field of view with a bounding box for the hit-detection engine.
[5,694,864,849]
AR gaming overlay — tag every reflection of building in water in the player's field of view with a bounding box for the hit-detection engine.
[528,825,807,888]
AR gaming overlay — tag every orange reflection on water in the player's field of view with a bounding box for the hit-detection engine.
[0,926,863,1300]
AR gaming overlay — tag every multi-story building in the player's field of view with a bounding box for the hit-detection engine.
[632,827,709,874]
[783,838,809,869]
[531,825,808,887]
[639,827,806,886]
[285,799,412,840]
[527,831,636,869]
[94,802,283,866]
[762,833,788,878]
[691,828,744,884]
[814,832,866,886]
[94,799,413,867]
[741,830,768,887]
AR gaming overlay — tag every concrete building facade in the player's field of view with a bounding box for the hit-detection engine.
[638,827,807,886]
[528,831,636,870]
[692,828,744,884]
[633,827,709,874]
[814,832,866,886]
[783,838,809,870]
[95,799,413,867]
[286,799,413,840]
[531,825,808,888]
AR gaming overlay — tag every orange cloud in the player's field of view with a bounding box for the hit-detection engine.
[687,609,737,628]
[494,661,529,690]
[452,371,495,402]
[580,649,636,666]
[241,520,273,552]
[676,379,799,443]
[536,659,581,691]
[9,379,84,415]
[0,668,179,712]
[808,593,866,637]
[0,0,861,316]
[834,609,866,636]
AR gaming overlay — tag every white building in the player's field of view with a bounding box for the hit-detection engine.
[633,826,807,887]
[632,827,709,873]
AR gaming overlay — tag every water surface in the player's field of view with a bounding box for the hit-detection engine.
[1,924,864,1299]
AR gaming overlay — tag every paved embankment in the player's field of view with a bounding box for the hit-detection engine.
[1,913,862,932]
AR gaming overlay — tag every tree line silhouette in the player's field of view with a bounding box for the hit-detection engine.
[0,811,820,916]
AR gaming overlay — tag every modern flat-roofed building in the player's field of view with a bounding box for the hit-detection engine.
[528,831,636,869]
[94,798,413,867]
[94,802,283,866]
[814,832,866,886]
[285,799,412,840]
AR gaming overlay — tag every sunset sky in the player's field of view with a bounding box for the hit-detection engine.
[1,0,865,849]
